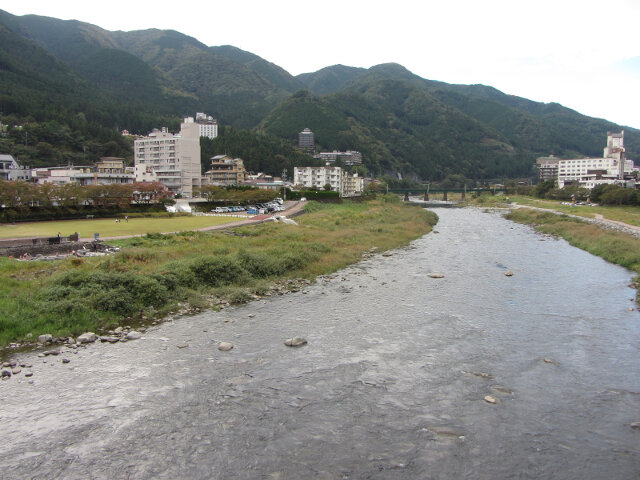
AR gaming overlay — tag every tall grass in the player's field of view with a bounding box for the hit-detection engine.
[0,200,438,346]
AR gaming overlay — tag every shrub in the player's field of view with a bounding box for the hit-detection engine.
[237,250,286,277]
[189,256,246,286]
[92,287,136,315]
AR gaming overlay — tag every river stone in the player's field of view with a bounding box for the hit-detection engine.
[76,332,98,344]
[24,371,33,378]
[45,349,61,356]
[284,337,308,347]
[543,357,556,364]
[126,331,142,340]
[428,273,445,279]
[218,342,234,352]
[38,334,53,344]
[505,270,514,277]
[1,369,11,378]
[114,327,124,334]
[62,358,71,364]
[492,386,513,394]
[484,395,499,404]
[630,422,640,430]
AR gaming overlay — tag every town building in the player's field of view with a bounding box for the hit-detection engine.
[293,166,363,197]
[557,131,637,188]
[314,150,363,166]
[32,166,93,185]
[536,155,559,182]
[74,157,134,186]
[298,128,315,152]
[182,113,218,139]
[0,154,32,181]
[341,172,364,197]
[134,123,201,197]
[205,155,247,185]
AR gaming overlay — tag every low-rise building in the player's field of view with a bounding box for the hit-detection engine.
[74,157,134,186]
[206,155,247,185]
[32,166,93,185]
[314,150,363,166]
[0,154,31,181]
[293,166,363,197]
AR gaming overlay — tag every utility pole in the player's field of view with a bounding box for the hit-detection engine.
[281,168,287,201]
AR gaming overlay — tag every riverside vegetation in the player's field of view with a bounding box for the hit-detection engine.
[0,198,438,347]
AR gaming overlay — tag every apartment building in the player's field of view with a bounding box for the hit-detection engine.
[293,166,363,197]
[134,123,201,197]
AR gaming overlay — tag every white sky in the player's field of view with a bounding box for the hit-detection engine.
[4,0,640,129]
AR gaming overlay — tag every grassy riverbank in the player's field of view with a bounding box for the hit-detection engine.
[509,196,640,227]
[0,199,437,347]
[0,214,242,239]
[468,194,640,227]
[505,209,640,301]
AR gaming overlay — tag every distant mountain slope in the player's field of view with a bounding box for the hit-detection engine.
[1,8,637,180]
[261,83,528,179]
[296,64,366,95]
[211,45,304,93]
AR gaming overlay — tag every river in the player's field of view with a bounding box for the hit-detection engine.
[1,208,639,479]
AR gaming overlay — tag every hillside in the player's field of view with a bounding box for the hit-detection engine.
[1,9,638,181]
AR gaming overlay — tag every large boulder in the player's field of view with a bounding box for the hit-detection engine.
[126,331,142,340]
[284,337,308,347]
[76,332,98,344]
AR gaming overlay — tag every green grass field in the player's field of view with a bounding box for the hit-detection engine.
[0,215,245,240]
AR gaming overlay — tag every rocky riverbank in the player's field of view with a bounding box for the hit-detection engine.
[0,276,317,369]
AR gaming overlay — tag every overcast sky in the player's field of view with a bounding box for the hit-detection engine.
[5,0,640,129]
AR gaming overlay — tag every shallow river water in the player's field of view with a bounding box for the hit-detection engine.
[1,208,639,479]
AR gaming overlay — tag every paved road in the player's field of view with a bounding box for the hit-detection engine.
[89,200,306,241]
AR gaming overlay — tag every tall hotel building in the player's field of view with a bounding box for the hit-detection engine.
[134,120,202,197]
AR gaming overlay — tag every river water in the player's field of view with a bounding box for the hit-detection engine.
[1,208,639,479]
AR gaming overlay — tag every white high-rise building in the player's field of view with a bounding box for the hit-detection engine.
[182,113,218,139]
[557,131,637,188]
[134,124,201,197]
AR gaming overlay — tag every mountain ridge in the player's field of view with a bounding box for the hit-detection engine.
[0,9,637,180]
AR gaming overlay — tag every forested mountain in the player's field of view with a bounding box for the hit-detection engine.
[0,9,638,180]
